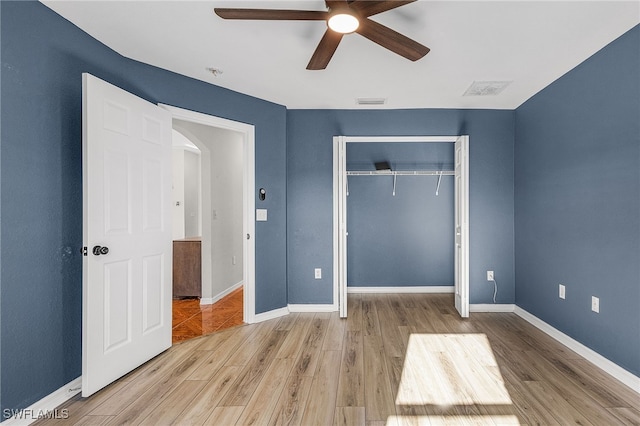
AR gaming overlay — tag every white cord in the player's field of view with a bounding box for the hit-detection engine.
[491,279,497,303]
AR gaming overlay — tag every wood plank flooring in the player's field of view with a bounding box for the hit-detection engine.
[37,294,639,425]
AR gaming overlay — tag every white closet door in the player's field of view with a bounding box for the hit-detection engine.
[454,135,470,318]
[335,136,348,318]
[82,73,172,397]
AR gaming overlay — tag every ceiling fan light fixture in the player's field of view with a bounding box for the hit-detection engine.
[328,11,359,34]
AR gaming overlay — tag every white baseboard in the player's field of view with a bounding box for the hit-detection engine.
[200,281,243,305]
[514,306,640,394]
[253,306,289,323]
[470,304,516,313]
[347,286,454,294]
[288,304,338,313]
[1,377,81,425]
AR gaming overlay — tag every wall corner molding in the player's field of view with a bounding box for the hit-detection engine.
[469,304,516,313]
[288,304,338,313]
[200,281,243,306]
[1,377,81,425]
[514,306,640,394]
[253,306,290,323]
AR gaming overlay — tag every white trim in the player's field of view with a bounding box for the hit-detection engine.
[1,377,81,425]
[158,104,256,324]
[288,304,338,313]
[341,136,459,143]
[199,281,243,306]
[253,307,290,323]
[454,135,470,318]
[347,286,454,294]
[333,136,342,317]
[469,304,516,313]
[515,306,640,393]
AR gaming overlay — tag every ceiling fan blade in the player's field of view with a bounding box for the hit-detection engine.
[214,8,328,20]
[349,0,416,17]
[356,18,429,61]
[307,30,344,70]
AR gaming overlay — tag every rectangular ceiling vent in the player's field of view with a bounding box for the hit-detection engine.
[463,81,512,97]
[356,97,387,105]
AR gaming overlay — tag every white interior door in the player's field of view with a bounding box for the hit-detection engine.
[82,73,172,397]
[454,135,470,318]
[335,137,348,317]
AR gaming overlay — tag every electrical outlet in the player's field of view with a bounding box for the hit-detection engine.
[486,270,494,281]
[559,284,565,299]
[314,268,322,280]
[591,296,599,313]
[232,256,236,265]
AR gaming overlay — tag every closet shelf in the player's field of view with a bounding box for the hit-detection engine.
[346,170,454,176]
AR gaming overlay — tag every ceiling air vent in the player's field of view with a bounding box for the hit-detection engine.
[356,97,387,106]
[463,81,512,96]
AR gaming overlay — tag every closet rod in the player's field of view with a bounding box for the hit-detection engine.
[346,170,454,176]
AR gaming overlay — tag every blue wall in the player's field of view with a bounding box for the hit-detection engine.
[514,25,640,376]
[346,142,455,286]
[0,1,287,413]
[287,109,515,304]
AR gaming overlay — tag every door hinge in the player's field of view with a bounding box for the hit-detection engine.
[81,246,88,256]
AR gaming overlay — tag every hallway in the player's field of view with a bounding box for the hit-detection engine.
[172,287,243,343]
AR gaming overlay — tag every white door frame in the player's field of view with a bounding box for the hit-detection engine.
[454,135,470,318]
[159,104,256,324]
[333,136,469,318]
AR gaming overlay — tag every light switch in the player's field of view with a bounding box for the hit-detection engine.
[256,209,268,222]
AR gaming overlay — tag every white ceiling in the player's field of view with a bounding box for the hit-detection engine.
[41,1,639,109]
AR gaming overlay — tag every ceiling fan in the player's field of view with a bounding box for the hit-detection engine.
[214,0,430,70]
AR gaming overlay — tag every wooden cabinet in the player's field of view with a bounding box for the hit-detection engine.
[173,237,201,298]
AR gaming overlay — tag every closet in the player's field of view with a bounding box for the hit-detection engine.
[345,143,455,288]
[333,136,469,318]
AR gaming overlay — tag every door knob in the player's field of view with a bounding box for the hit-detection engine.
[92,245,109,256]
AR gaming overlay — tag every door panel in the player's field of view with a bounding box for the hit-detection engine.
[103,259,132,352]
[454,136,469,318]
[142,254,164,333]
[337,137,348,318]
[82,73,172,397]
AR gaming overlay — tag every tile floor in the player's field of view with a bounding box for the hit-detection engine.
[172,287,244,343]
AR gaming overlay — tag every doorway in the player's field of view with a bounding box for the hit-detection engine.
[333,136,469,318]
[160,104,257,334]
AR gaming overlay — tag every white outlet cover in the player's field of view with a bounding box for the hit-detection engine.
[592,296,600,313]
[256,209,267,222]
[314,268,322,279]
[559,284,565,299]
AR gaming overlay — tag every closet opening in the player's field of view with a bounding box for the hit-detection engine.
[333,136,469,318]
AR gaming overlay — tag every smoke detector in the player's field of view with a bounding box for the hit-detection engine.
[463,81,512,96]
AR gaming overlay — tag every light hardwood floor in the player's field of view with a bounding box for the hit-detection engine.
[37,294,639,425]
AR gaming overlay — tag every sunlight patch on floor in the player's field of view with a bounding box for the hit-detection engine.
[386,414,521,425]
[396,334,512,406]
